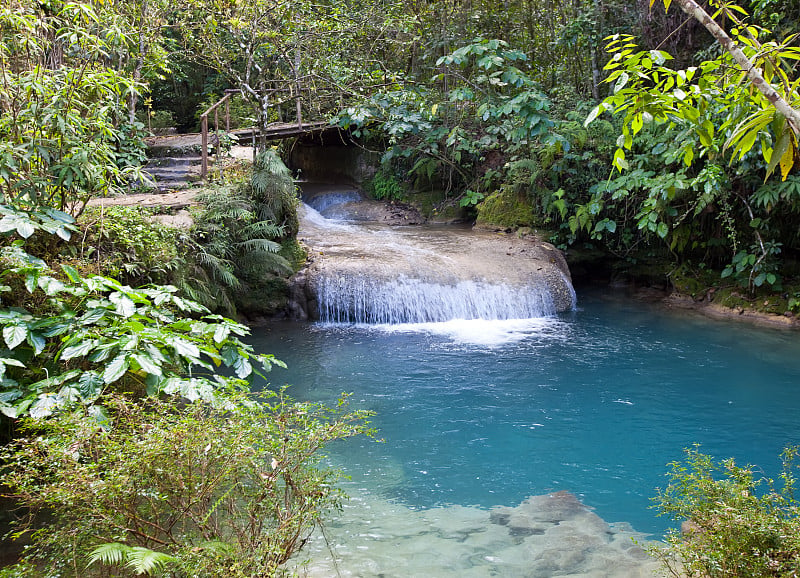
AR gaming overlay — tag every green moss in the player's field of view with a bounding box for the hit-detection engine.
[475,187,536,230]
[279,238,308,273]
[667,263,719,297]
[236,275,290,317]
[710,286,753,309]
[406,189,466,221]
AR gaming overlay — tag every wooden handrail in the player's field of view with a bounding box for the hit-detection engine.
[200,93,232,179]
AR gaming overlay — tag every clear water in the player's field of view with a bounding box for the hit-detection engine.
[250,290,800,537]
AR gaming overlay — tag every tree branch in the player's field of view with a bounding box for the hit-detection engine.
[669,0,800,135]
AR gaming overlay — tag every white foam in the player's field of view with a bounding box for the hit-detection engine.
[376,317,570,347]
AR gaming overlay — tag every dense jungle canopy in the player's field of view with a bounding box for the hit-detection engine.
[4,0,799,294]
[2,0,800,575]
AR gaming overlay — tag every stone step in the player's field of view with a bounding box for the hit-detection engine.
[141,156,203,192]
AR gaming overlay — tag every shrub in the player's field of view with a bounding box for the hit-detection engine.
[77,206,183,285]
[650,446,800,577]
[1,391,374,577]
[368,172,405,201]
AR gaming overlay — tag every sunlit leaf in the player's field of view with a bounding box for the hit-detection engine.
[3,325,27,350]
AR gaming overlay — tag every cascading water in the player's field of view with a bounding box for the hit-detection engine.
[293,185,577,324]
[316,276,558,324]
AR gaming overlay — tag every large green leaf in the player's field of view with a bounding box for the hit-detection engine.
[3,325,28,350]
[103,354,130,384]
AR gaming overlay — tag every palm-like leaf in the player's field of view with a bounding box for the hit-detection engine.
[88,542,130,567]
[238,238,281,253]
[88,543,176,576]
[126,547,177,575]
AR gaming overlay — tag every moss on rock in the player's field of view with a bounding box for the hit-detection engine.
[406,189,467,222]
[279,238,308,273]
[475,187,536,230]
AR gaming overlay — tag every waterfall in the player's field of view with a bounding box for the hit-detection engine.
[316,275,558,324]
[294,193,577,325]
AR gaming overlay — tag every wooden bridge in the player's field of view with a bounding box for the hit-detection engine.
[202,120,334,179]
[200,91,335,179]
[230,121,330,142]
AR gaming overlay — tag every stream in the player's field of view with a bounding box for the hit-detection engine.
[246,186,800,577]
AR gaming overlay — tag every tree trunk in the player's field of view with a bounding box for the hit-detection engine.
[670,0,800,135]
[128,0,149,125]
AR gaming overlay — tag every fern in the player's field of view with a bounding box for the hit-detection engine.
[126,547,176,575]
[238,238,281,253]
[88,543,176,576]
[240,220,285,239]
[185,150,300,314]
[88,542,129,567]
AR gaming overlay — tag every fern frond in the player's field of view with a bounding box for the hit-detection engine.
[125,546,177,575]
[242,252,293,275]
[237,238,281,253]
[240,221,284,239]
[88,542,131,567]
[87,543,176,576]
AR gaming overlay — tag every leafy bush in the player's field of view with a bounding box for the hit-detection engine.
[0,203,278,419]
[1,391,374,576]
[368,172,405,201]
[651,446,800,577]
[77,206,183,285]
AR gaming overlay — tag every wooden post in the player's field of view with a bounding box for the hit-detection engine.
[225,96,230,132]
[200,93,232,181]
[214,107,220,171]
[201,114,208,179]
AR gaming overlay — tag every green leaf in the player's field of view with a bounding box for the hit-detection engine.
[77,371,104,400]
[3,325,28,350]
[613,148,629,171]
[125,546,177,574]
[584,103,607,126]
[27,332,45,355]
[103,354,130,384]
[16,220,35,239]
[169,338,200,360]
[631,114,643,135]
[61,340,96,360]
[110,293,136,318]
[614,72,630,93]
[213,324,231,344]
[61,264,82,283]
[29,394,59,419]
[131,353,162,376]
[233,355,252,379]
[683,147,694,167]
[88,543,131,567]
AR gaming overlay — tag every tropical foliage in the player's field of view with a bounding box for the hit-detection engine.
[651,446,800,577]
[1,391,373,576]
[2,0,800,575]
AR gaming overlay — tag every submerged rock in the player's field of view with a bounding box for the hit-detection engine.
[294,490,665,578]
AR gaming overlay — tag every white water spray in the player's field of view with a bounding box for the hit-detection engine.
[295,191,577,325]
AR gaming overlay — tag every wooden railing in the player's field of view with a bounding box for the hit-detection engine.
[199,87,331,180]
[199,91,235,179]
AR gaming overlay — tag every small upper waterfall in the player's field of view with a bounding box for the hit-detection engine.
[290,185,576,325]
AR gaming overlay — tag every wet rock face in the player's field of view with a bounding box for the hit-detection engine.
[288,192,576,322]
